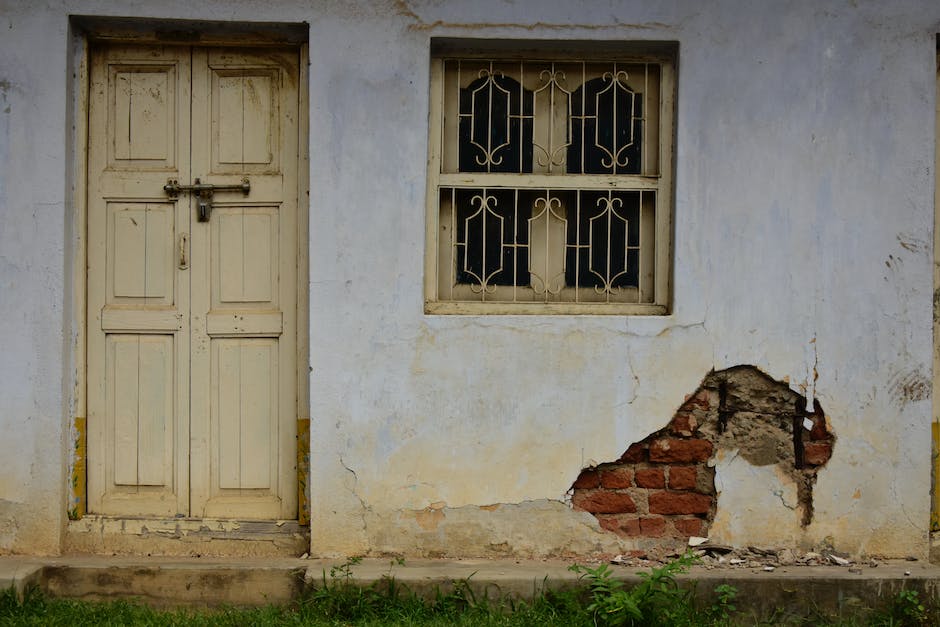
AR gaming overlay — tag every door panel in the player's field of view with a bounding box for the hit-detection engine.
[109,202,175,301]
[88,45,191,518]
[87,43,299,521]
[109,334,174,488]
[190,47,298,519]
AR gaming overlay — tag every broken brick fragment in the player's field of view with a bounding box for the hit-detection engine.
[648,491,713,515]
[809,415,830,441]
[634,467,666,488]
[600,467,633,489]
[803,442,832,466]
[671,412,698,436]
[686,389,712,410]
[596,515,621,533]
[649,438,713,463]
[618,443,646,463]
[572,469,600,489]
[572,490,637,514]
[668,466,697,490]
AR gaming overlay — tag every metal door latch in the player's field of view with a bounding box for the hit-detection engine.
[164,177,251,222]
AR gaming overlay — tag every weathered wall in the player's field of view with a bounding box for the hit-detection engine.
[0,0,936,557]
[0,2,70,554]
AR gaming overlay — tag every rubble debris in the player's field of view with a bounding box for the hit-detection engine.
[604,546,892,572]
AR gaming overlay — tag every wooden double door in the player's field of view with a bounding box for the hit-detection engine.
[86,43,301,519]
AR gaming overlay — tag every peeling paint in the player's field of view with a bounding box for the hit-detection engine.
[68,416,85,520]
[297,418,310,526]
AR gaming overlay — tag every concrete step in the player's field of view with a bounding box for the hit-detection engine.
[2,555,939,618]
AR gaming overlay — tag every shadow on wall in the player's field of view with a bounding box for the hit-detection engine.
[570,365,836,545]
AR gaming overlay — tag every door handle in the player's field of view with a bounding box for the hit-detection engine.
[164,177,251,222]
[178,233,189,269]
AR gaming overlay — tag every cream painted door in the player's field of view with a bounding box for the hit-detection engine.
[87,44,299,520]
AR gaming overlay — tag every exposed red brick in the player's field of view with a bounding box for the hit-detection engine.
[649,438,714,463]
[617,517,641,536]
[639,517,666,536]
[668,466,697,490]
[673,517,704,537]
[803,442,833,466]
[619,443,646,463]
[809,416,830,441]
[671,412,698,436]
[572,469,600,489]
[598,516,641,536]
[572,490,637,514]
[683,389,711,411]
[634,467,665,488]
[597,516,620,533]
[648,491,713,515]
[600,467,633,489]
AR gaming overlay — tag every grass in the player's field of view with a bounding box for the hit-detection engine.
[2,554,938,626]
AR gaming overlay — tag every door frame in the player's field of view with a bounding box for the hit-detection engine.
[65,16,310,528]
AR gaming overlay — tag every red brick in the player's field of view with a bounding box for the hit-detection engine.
[668,466,697,490]
[617,518,641,536]
[671,412,698,436]
[572,469,600,489]
[596,516,620,533]
[804,442,833,466]
[619,443,646,463]
[648,491,713,515]
[639,517,666,536]
[600,468,633,489]
[672,517,704,537]
[634,467,665,488]
[598,516,641,536]
[683,389,711,411]
[809,416,830,441]
[649,438,714,463]
[572,490,637,514]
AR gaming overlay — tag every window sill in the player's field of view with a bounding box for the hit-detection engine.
[424,301,668,316]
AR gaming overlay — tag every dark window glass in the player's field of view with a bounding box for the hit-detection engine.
[458,74,533,173]
[454,189,529,287]
[566,191,640,290]
[568,76,642,174]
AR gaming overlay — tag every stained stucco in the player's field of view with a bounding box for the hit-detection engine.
[0,0,935,557]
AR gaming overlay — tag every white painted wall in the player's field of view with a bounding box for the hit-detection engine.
[0,0,935,557]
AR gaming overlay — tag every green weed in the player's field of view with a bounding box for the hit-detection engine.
[569,551,707,626]
[4,556,939,627]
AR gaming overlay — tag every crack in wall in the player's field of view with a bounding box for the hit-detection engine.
[392,0,673,32]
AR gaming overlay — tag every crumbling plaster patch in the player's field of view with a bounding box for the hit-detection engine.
[346,500,628,559]
[570,366,836,552]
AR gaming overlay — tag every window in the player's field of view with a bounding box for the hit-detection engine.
[425,41,675,314]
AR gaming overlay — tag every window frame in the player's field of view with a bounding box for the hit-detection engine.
[424,40,676,315]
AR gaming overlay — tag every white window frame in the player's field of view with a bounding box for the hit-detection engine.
[424,40,676,315]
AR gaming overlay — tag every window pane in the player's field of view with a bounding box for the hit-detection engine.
[568,75,643,175]
[453,188,529,287]
[566,190,641,290]
[458,72,533,173]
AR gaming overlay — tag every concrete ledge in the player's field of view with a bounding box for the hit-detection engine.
[1,555,938,617]
[0,558,44,600]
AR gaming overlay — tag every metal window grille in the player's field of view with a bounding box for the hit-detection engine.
[426,52,674,314]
